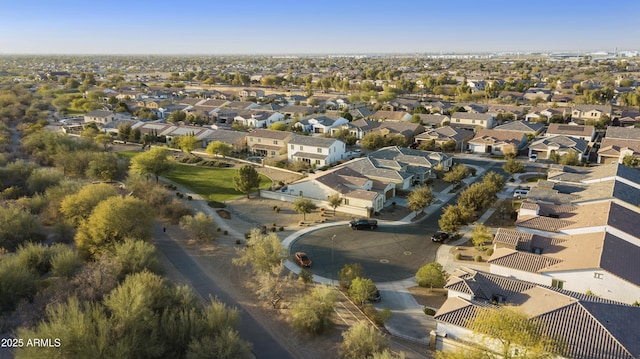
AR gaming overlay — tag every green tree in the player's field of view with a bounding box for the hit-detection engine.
[407,185,433,217]
[60,183,119,226]
[177,134,199,153]
[415,262,447,289]
[418,139,435,151]
[233,229,288,275]
[503,158,525,176]
[468,306,561,359]
[559,150,580,166]
[233,165,261,198]
[293,197,317,220]
[111,238,161,278]
[130,147,175,182]
[0,205,43,250]
[328,193,342,214]
[361,133,385,151]
[75,196,153,258]
[348,277,377,306]
[339,322,389,359]
[180,212,217,242]
[26,167,64,194]
[472,223,492,251]
[94,133,113,151]
[441,139,457,152]
[443,164,470,184]
[0,256,38,313]
[438,205,473,233]
[86,153,128,181]
[269,122,288,131]
[206,141,233,158]
[622,154,639,168]
[338,263,364,289]
[290,284,336,334]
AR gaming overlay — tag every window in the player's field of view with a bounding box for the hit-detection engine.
[273,140,278,145]
[250,137,254,142]
[456,119,460,122]
[299,145,303,150]
[290,144,294,149]
[317,148,322,153]
[551,279,564,289]
[344,198,349,205]
[315,160,320,165]
[257,138,261,143]
[271,151,276,156]
[594,273,603,279]
[472,120,476,124]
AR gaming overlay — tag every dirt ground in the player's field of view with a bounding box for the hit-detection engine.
[407,287,448,310]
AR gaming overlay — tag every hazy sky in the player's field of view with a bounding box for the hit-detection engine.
[1,0,638,55]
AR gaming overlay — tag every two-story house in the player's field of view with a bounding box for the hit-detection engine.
[546,123,596,141]
[571,104,612,122]
[84,110,115,124]
[287,135,346,167]
[246,129,293,158]
[449,112,495,129]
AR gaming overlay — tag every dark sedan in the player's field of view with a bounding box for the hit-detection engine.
[349,219,378,230]
[431,231,450,243]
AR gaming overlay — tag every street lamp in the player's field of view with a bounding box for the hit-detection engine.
[331,234,336,286]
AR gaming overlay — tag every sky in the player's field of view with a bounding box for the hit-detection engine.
[1,0,638,55]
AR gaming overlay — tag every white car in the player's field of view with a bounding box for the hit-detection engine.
[514,189,529,199]
[529,154,538,162]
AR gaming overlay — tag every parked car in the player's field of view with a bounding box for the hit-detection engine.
[431,231,450,243]
[294,252,312,268]
[529,154,538,162]
[368,288,382,303]
[349,218,378,230]
[513,189,529,199]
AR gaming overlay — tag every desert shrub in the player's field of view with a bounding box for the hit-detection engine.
[454,252,462,260]
[485,248,494,256]
[474,255,482,262]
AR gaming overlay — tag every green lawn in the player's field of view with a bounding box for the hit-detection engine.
[117,150,143,159]
[164,163,272,202]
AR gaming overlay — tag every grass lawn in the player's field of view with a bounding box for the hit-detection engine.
[117,150,143,159]
[526,176,545,182]
[164,163,272,202]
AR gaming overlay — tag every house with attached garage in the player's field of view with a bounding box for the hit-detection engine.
[528,135,589,162]
[233,110,285,128]
[597,126,640,164]
[280,166,392,216]
[467,129,527,155]
[287,135,346,167]
[434,267,640,359]
[200,129,247,152]
[329,118,380,140]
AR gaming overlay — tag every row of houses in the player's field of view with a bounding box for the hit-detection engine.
[434,163,640,358]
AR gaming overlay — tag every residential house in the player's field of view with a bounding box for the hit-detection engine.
[423,100,452,114]
[246,129,293,158]
[434,268,640,359]
[488,228,640,304]
[294,115,349,134]
[523,88,552,102]
[497,91,525,102]
[84,110,115,124]
[487,105,527,121]
[282,166,391,216]
[528,135,589,161]
[461,103,488,113]
[162,126,214,145]
[279,104,315,118]
[551,93,577,103]
[224,101,260,110]
[329,119,380,140]
[388,98,421,112]
[364,146,453,187]
[468,129,527,155]
[372,122,424,144]
[571,104,612,121]
[598,126,640,164]
[369,110,412,122]
[233,110,285,128]
[200,129,247,152]
[349,107,374,119]
[287,135,346,167]
[449,112,495,129]
[238,89,265,99]
[524,107,566,122]
[414,126,474,151]
[546,123,596,141]
[494,120,544,135]
[414,114,450,128]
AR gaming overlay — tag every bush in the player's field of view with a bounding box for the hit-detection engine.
[51,246,82,278]
[299,268,313,284]
[485,248,494,256]
[424,307,436,316]
[474,255,483,262]
[454,252,462,260]
[207,201,226,208]
[363,305,392,326]
[187,195,192,201]
[279,226,284,231]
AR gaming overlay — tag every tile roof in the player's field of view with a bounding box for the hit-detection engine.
[436,268,640,359]
[248,129,293,141]
[289,135,339,148]
[494,120,544,133]
[469,129,526,145]
[605,126,640,140]
[547,123,595,137]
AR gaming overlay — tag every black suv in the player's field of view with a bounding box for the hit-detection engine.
[431,231,450,243]
[349,219,378,230]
